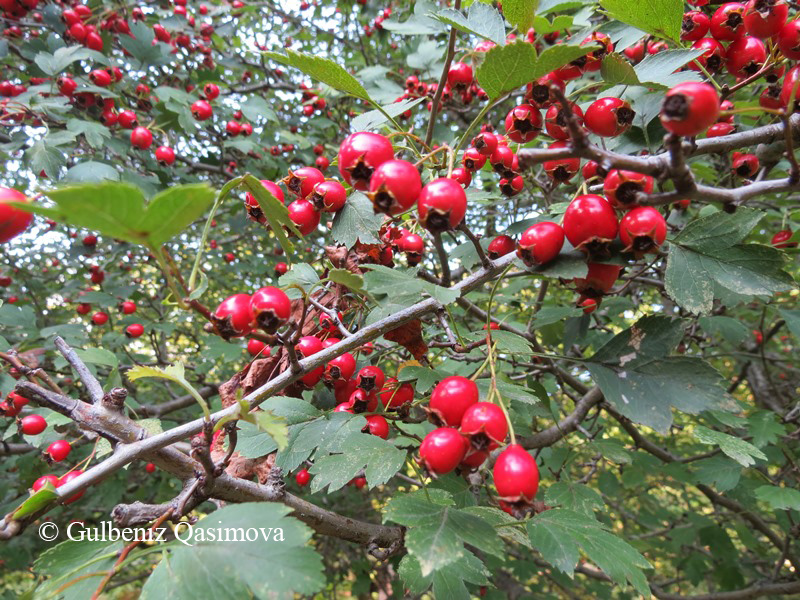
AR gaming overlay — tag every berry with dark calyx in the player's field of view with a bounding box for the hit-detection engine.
[380,378,414,409]
[92,311,109,325]
[771,229,797,248]
[363,415,389,439]
[245,180,285,223]
[428,375,479,427]
[247,338,269,356]
[418,178,467,233]
[212,294,254,339]
[760,85,783,110]
[447,62,473,88]
[460,402,508,451]
[324,352,356,383]
[471,132,497,156]
[155,146,175,166]
[249,286,291,333]
[488,235,516,259]
[732,152,759,178]
[347,389,378,413]
[226,120,242,136]
[59,470,85,504]
[367,159,422,215]
[0,187,33,244]
[315,156,330,170]
[660,82,720,137]
[525,73,564,108]
[504,104,542,143]
[32,474,60,492]
[295,468,311,486]
[334,402,355,414]
[125,323,144,338]
[544,102,583,140]
[319,311,342,333]
[777,20,800,60]
[130,127,153,149]
[572,262,623,298]
[190,99,213,120]
[689,38,726,73]
[619,207,668,255]
[287,199,321,236]
[356,365,385,392]
[462,147,487,171]
[275,262,288,276]
[450,167,472,187]
[296,335,324,359]
[490,144,515,174]
[20,414,47,435]
[582,32,614,71]
[117,109,139,129]
[46,440,72,462]
[282,166,325,199]
[563,194,619,258]
[499,175,524,197]
[338,131,394,190]
[516,222,565,267]
[725,36,766,78]
[543,140,580,183]
[493,444,540,504]
[418,427,467,475]
[683,11,711,41]
[584,97,635,137]
[603,169,654,208]
[309,180,347,213]
[710,2,746,40]
[203,82,220,100]
[743,0,788,38]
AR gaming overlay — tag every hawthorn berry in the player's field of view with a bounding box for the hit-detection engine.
[777,20,800,60]
[743,0,788,38]
[660,82,720,137]
[155,146,176,166]
[450,167,472,187]
[89,69,111,87]
[121,301,136,314]
[203,82,220,100]
[493,444,540,503]
[363,415,389,439]
[579,297,599,314]
[487,235,516,260]
[619,207,668,254]
[544,102,583,140]
[471,132,497,156]
[125,323,144,338]
[710,2,747,40]
[356,365,385,392]
[338,131,394,190]
[584,97,635,137]
[771,229,797,248]
[92,311,109,325]
[460,402,508,451]
[32,474,60,492]
[325,353,357,383]
[505,104,542,143]
[245,180,285,223]
[603,169,654,208]
[418,427,467,475]
[706,122,736,137]
[190,99,213,120]
[145,462,156,473]
[295,468,311,486]
[247,338,269,356]
[287,199,321,236]
[428,375,479,427]
[500,176,524,197]
[0,187,33,244]
[447,62,473,88]
[58,470,85,504]
[525,74,564,108]
[296,335,324,358]
[573,262,623,297]
[130,127,153,149]
[367,159,422,215]
[275,262,288,276]
[47,440,72,462]
[380,378,414,409]
[543,141,580,183]
[682,11,711,41]
[733,152,759,178]
[347,389,378,413]
[20,414,47,435]
[725,36,766,78]
[226,120,242,136]
[283,166,325,199]
[689,38,726,73]
[516,222,565,267]
[563,194,618,257]
[417,178,467,233]
[212,294,254,338]
[462,147,487,171]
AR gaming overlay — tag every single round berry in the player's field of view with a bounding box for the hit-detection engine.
[364,415,389,439]
[92,311,109,325]
[771,229,797,248]
[125,323,144,338]
[544,102,583,140]
[325,353,357,383]
[283,167,325,199]
[619,207,668,254]
[777,20,800,60]
[572,262,623,297]
[309,180,347,213]
[419,427,467,475]
[191,99,213,120]
[428,375,479,427]
[380,378,414,409]
[471,132,498,156]
[682,11,711,41]
[516,222,565,267]
[59,470,85,504]
[203,82,220,100]
[689,37,726,73]
[504,104,542,143]
[32,474,60,492]
[212,294,254,338]
[584,98,635,137]
[20,414,47,435]
[356,365,385,392]
[543,140,580,183]
[603,169,654,208]
[47,440,72,462]
[130,127,153,149]
[338,132,394,190]
[743,0,788,38]
[247,338,269,356]
[562,194,619,257]
[417,178,467,233]
[447,62,473,88]
[121,301,137,314]
[493,444,540,502]
[287,199,321,236]
[710,2,747,40]
[462,148,487,171]
[487,235,516,259]
[368,159,422,215]
[460,402,508,451]
[725,36,766,78]
[732,152,759,178]
[0,187,33,244]
[660,82,720,138]
[295,468,311,486]
[250,286,291,333]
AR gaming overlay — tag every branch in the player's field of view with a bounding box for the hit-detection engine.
[424,0,461,148]
[651,580,800,600]
[520,387,603,449]
[54,336,104,404]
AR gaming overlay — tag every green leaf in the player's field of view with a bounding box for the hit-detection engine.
[279,263,320,298]
[74,347,118,369]
[634,48,705,88]
[264,49,371,101]
[754,485,800,511]
[674,207,763,250]
[527,509,651,594]
[476,41,538,100]
[241,95,278,123]
[34,540,122,600]
[398,552,490,599]
[254,411,289,451]
[533,44,596,80]
[362,264,460,305]
[599,0,683,42]
[693,426,767,467]
[242,174,298,257]
[601,52,639,85]
[330,191,383,247]
[327,268,365,294]
[350,97,426,131]
[588,316,733,433]
[502,0,538,35]
[34,45,95,76]
[308,430,407,492]
[779,308,800,341]
[64,161,119,183]
[434,3,506,46]
[66,118,110,148]
[382,1,447,35]
[12,486,58,519]
[694,456,742,492]
[384,490,504,577]
[127,363,210,415]
[26,140,65,179]
[119,21,172,67]
[275,413,363,473]
[545,482,605,515]
[748,410,786,448]
[138,184,216,247]
[141,503,324,600]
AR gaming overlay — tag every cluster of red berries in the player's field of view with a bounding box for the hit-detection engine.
[212,286,291,339]
[32,469,85,504]
[362,6,391,37]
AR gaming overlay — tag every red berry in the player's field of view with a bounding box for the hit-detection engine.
[117,109,138,129]
[247,338,269,356]
[471,132,497,156]
[450,167,472,187]
[573,262,623,297]
[245,180,285,223]
[295,468,311,486]
[603,169,654,208]
[504,104,542,143]
[325,353,357,383]
[296,335,324,358]
[584,98,635,137]
[525,73,565,108]
[368,159,422,215]
[130,127,153,149]
[771,229,797,248]
[418,178,467,233]
[352,476,367,489]
[777,20,800,60]
[462,147,487,171]
[121,301,136,314]
[563,194,618,257]
[725,36,766,78]
[364,415,389,439]
[125,323,144,338]
[428,376,479,427]
[212,294,254,338]
[315,156,330,170]
[92,311,109,325]
[661,82,720,137]
[89,69,111,86]
[710,3,747,41]
[287,199,320,236]
[338,132,394,190]
[706,122,736,137]
[543,140,580,183]
[579,297,599,314]
[32,474,60,492]
[619,207,668,254]
[487,234,516,259]
[544,102,583,140]
[155,146,175,166]
[309,180,347,213]
[447,62,473,88]
[682,11,711,41]
[493,444,540,502]
[689,37,726,73]
[380,378,414,409]
[47,440,72,462]
[356,365,385,392]
[58,470,85,504]
[743,0,787,38]
[145,462,156,473]
[283,166,325,199]
[203,82,220,100]
[275,262,288,276]
[460,402,508,450]
[0,187,33,244]
[516,222,565,267]
[191,99,213,120]
[499,176,524,197]
[20,414,47,435]
[249,286,291,333]
[419,427,467,475]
